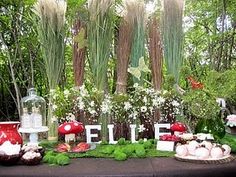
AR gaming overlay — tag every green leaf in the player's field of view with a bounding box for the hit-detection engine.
[128,67,141,80]
[128,57,150,80]
[73,28,87,49]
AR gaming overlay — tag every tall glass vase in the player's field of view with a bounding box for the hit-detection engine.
[47,99,58,141]
[99,113,108,142]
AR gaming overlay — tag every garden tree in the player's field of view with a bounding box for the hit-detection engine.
[0,0,46,120]
[184,0,236,78]
[72,16,86,87]
[0,0,87,121]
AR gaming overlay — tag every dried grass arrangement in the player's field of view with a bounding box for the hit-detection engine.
[87,0,115,141]
[148,15,163,91]
[33,0,67,140]
[87,0,114,92]
[125,0,147,84]
[115,11,134,93]
[161,0,184,84]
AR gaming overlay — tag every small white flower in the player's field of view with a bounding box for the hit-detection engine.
[50,89,56,94]
[52,104,57,110]
[64,89,70,95]
[175,108,180,115]
[89,109,97,115]
[78,101,85,110]
[138,124,146,132]
[141,106,147,113]
[79,85,88,97]
[157,96,165,104]
[133,83,139,88]
[152,98,159,107]
[124,102,132,111]
[66,113,75,121]
[163,90,168,94]
[172,100,180,107]
[90,101,95,107]
[101,104,110,114]
[129,111,138,120]
[143,96,147,103]
[149,106,153,113]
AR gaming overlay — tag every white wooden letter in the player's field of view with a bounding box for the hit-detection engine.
[130,124,137,143]
[154,123,171,139]
[108,124,117,144]
[85,125,101,144]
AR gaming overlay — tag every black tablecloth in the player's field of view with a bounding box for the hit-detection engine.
[0,157,235,177]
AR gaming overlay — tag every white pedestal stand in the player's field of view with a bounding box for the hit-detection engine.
[19,126,49,145]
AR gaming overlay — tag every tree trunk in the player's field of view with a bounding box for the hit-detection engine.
[72,17,86,87]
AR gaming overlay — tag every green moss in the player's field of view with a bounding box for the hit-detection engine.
[125,140,132,144]
[133,143,144,149]
[219,134,236,153]
[138,139,144,144]
[122,145,135,157]
[135,146,146,158]
[114,150,127,161]
[39,140,58,150]
[100,140,109,145]
[117,138,126,145]
[43,140,175,164]
[43,150,70,165]
[143,141,152,149]
[48,156,57,164]
[56,154,70,165]
[100,145,115,155]
[43,154,52,163]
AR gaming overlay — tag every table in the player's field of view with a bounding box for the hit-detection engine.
[0,157,235,177]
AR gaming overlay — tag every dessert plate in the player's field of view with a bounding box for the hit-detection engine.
[174,154,235,164]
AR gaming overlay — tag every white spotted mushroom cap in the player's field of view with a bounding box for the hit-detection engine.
[58,121,84,134]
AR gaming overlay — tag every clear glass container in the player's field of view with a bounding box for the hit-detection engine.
[20,88,46,128]
[20,88,48,145]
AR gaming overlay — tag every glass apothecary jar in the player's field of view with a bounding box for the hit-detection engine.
[20,88,46,128]
[20,88,48,145]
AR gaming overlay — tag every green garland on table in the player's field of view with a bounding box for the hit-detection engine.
[40,139,175,164]
[219,134,236,153]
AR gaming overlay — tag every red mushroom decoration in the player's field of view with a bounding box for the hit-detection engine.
[170,122,187,136]
[58,121,84,143]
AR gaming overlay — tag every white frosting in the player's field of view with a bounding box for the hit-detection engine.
[21,144,39,152]
[0,141,21,155]
[22,151,41,160]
